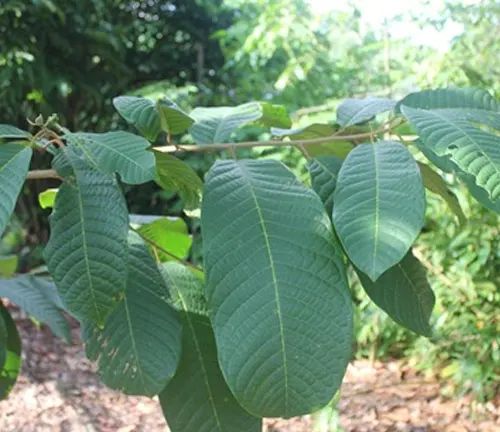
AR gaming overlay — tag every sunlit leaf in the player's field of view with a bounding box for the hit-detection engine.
[38,188,58,209]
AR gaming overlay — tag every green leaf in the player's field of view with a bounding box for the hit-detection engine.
[256,102,292,129]
[0,276,71,342]
[159,262,261,432]
[397,87,499,112]
[307,156,343,215]
[201,159,353,418]
[113,96,161,141]
[0,125,31,139]
[157,98,195,135]
[401,106,500,201]
[355,250,435,336]
[38,188,58,209]
[0,311,6,370]
[418,162,466,225]
[67,131,156,184]
[336,98,395,127]
[333,141,425,281]
[154,152,204,209]
[189,103,263,144]
[271,124,353,158]
[84,239,182,397]
[44,150,129,326]
[0,304,21,400]
[0,143,33,237]
[137,217,192,262]
[0,255,17,277]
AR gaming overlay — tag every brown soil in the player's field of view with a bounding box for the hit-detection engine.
[1,316,498,432]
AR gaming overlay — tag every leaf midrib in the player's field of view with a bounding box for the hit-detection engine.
[239,164,289,414]
[372,145,380,278]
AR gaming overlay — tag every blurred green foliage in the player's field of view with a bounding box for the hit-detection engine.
[1,0,499,403]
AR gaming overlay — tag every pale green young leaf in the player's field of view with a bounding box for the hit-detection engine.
[84,240,182,397]
[0,276,71,342]
[333,142,425,281]
[38,188,58,209]
[401,105,500,201]
[137,217,192,262]
[159,262,261,432]
[0,255,17,277]
[307,156,343,215]
[155,152,203,210]
[418,162,466,225]
[189,103,262,144]
[0,125,31,139]
[67,131,156,184]
[356,250,435,336]
[201,159,353,418]
[113,96,161,141]
[336,98,395,127]
[44,150,129,326]
[157,98,195,135]
[0,304,21,400]
[0,143,33,237]
[256,102,292,129]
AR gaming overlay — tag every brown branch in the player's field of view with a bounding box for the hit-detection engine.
[26,169,60,180]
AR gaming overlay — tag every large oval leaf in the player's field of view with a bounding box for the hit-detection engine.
[0,143,33,237]
[84,238,182,397]
[0,304,21,400]
[307,156,343,215]
[159,262,261,432]
[401,106,500,201]
[44,151,129,326]
[355,250,435,336]
[336,98,395,127]
[189,103,262,144]
[67,131,156,184]
[333,141,425,281]
[0,276,71,342]
[201,159,353,418]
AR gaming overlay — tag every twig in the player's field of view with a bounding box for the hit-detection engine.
[26,169,60,180]
[130,226,203,273]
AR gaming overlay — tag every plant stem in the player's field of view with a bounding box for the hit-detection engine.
[26,169,61,180]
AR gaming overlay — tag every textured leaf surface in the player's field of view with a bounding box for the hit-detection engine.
[0,276,71,342]
[138,217,192,262]
[418,162,466,225]
[0,144,33,237]
[201,159,353,418]
[0,125,31,139]
[336,98,395,127]
[68,131,156,184]
[113,96,161,141]
[157,98,195,135]
[44,152,129,326]
[307,156,343,215]
[398,87,498,112]
[85,240,182,397]
[402,106,500,201]
[0,304,21,400]
[333,142,425,281]
[356,250,435,336]
[189,103,262,144]
[155,152,203,209]
[271,124,353,158]
[159,262,261,432]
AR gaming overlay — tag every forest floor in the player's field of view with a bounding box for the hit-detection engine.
[0,314,498,432]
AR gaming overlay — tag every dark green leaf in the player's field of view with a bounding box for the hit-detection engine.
[157,98,195,135]
[0,143,33,237]
[307,156,343,215]
[44,150,129,327]
[159,262,261,432]
[0,276,71,342]
[84,239,182,397]
[113,96,161,141]
[356,250,435,336]
[333,142,425,281]
[201,159,353,417]
[0,304,21,400]
[67,131,156,184]
[155,152,204,210]
[336,98,395,127]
